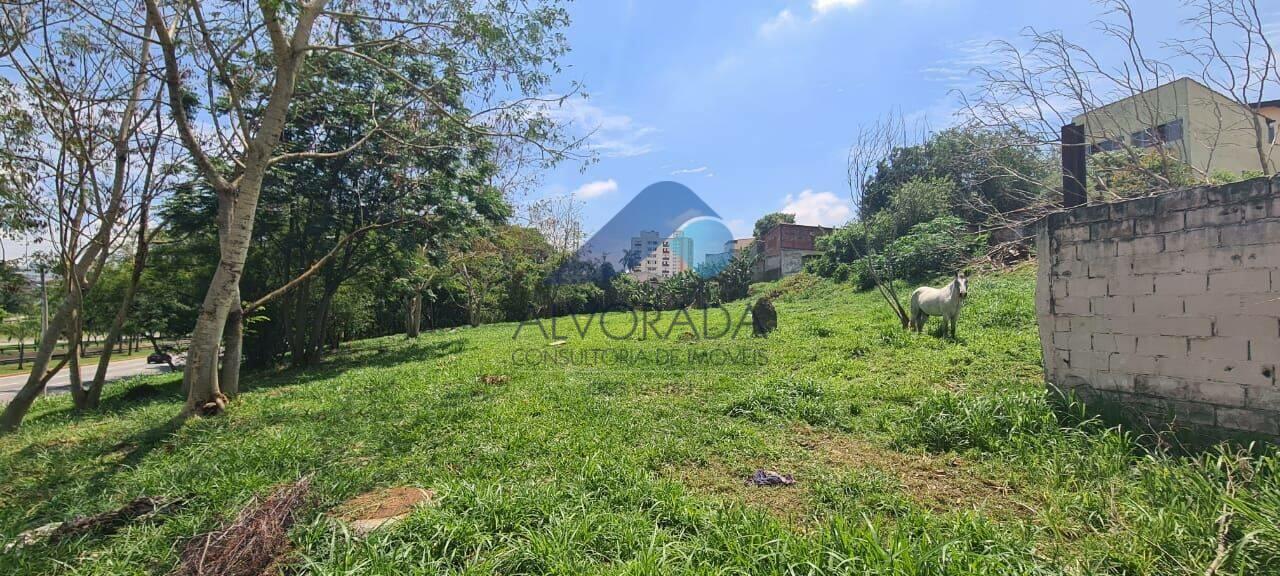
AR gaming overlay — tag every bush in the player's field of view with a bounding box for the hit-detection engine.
[819,216,985,290]
[885,216,987,283]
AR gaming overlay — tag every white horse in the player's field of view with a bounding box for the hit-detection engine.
[909,272,969,338]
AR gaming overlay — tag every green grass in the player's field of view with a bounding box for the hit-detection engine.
[1,266,1277,575]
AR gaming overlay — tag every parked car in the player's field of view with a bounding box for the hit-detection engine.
[147,351,172,365]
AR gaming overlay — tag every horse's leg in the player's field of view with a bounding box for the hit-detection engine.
[948,313,956,339]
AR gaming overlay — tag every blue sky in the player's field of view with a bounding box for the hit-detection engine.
[534,0,1227,239]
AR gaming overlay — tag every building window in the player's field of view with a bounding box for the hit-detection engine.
[1131,129,1155,148]
[1157,119,1183,143]
[1089,138,1122,154]
[1269,119,1276,144]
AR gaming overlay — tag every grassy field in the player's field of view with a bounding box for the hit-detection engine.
[1,266,1277,575]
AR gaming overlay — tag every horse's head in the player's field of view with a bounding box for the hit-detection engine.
[955,272,969,300]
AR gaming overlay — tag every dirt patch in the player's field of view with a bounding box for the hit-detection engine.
[795,427,1026,517]
[331,486,435,535]
[666,458,809,523]
[666,429,1029,525]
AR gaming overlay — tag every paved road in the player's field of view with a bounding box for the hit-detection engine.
[0,357,174,405]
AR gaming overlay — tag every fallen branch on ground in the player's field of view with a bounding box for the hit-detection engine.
[175,475,312,576]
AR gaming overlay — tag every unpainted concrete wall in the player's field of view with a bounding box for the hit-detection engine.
[1036,176,1280,438]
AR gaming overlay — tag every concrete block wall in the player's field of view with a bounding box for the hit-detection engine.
[1035,176,1280,439]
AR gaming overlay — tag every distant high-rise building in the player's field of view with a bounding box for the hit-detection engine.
[628,230,693,281]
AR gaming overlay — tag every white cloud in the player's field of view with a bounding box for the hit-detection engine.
[781,190,852,227]
[811,0,865,15]
[670,166,709,175]
[573,179,618,200]
[758,9,797,37]
[757,0,865,39]
[535,95,657,158]
[921,37,1007,89]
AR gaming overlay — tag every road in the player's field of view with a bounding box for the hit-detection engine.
[0,356,174,405]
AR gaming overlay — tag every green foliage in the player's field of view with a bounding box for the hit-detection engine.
[752,212,795,239]
[877,176,954,240]
[1210,169,1266,185]
[0,78,38,233]
[714,246,757,302]
[812,216,985,289]
[859,127,1052,224]
[0,260,32,314]
[882,216,986,283]
[1090,149,1196,200]
[812,127,1049,292]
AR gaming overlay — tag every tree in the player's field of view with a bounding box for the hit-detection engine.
[447,238,507,328]
[753,213,795,239]
[1,316,38,370]
[0,0,169,431]
[856,126,1053,229]
[869,176,954,246]
[846,113,915,329]
[0,260,30,314]
[1090,149,1197,200]
[217,43,510,370]
[716,244,758,302]
[137,0,576,415]
[0,78,37,235]
[400,247,441,339]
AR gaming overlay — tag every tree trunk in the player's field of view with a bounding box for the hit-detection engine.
[88,235,149,409]
[1,286,82,431]
[182,244,238,414]
[288,283,311,367]
[69,325,87,409]
[406,293,422,337]
[1,27,152,431]
[221,300,243,398]
[304,288,336,365]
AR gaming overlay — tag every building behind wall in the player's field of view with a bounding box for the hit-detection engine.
[1072,77,1278,178]
[754,223,832,281]
[702,238,755,272]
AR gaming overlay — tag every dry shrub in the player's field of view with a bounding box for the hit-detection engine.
[174,476,311,576]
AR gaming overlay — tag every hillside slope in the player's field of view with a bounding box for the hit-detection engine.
[1,266,1277,575]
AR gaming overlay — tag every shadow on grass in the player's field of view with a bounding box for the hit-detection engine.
[26,337,468,424]
[4,411,190,530]
[239,337,468,394]
[2,338,472,530]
